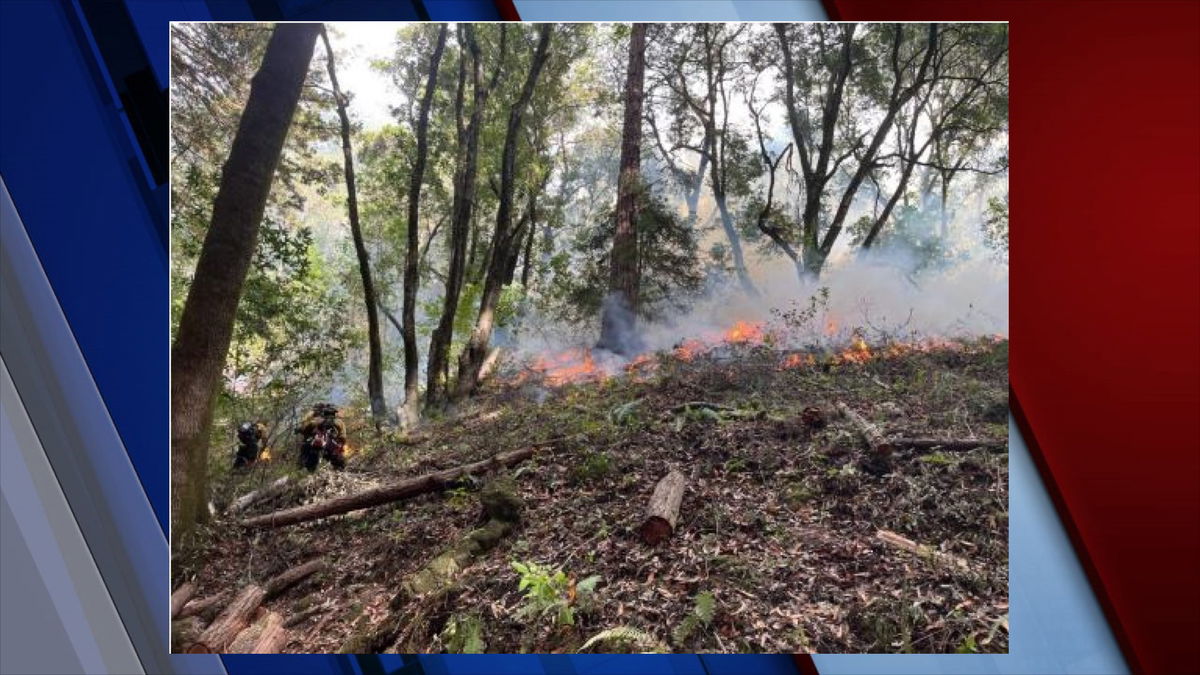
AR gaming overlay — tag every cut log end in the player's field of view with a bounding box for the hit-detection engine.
[639,516,673,545]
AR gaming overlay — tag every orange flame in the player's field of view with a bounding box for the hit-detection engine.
[674,339,707,361]
[260,448,272,461]
[838,334,873,363]
[342,443,353,457]
[780,353,815,370]
[724,320,766,344]
[529,348,604,386]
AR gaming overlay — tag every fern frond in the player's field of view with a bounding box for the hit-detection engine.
[579,626,666,653]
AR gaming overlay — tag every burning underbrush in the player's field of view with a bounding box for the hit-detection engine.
[177,336,1008,654]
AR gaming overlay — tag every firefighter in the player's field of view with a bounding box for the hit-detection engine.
[296,403,347,472]
[233,421,267,469]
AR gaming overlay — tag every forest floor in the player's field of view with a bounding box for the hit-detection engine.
[175,337,1009,654]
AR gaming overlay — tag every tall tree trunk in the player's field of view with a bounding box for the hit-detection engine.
[426,26,505,408]
[455,25,553,400]
[171,23,320,547]
[399,25,448,428]
[597,23,647,355]
[321,27,387,426]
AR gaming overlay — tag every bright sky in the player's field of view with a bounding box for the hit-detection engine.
[326,22,409,130]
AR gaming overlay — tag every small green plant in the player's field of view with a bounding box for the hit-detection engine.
[440,613,486,653]
[609,398,644,426]
[511,561,600,627]
[579,625,668,653]
[919,452,956,466]
[574,451,613,483]
[445,485,473,509]
[671,591,716,645]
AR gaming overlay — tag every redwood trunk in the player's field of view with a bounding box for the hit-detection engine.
[171,23,320,545]
[241,447,534,528]
[639,469,686,545]
[401,26,448,427]
[598,23,647,355]
[323,27,387,425]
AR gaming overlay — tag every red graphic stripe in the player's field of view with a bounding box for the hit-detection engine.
[494,0,521,21]
[822,2,1200,673]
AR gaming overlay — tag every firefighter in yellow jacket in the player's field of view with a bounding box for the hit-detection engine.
[296,403,346,472]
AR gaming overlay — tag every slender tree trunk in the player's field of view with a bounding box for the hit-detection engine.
[399,25,448,428]
[426,26,504,409]
[598,23,647,355]
[713,191,758,295]
[171,23,319,547]
[520,190,537,291]
[321,27,387,425]
[455,25,553,400]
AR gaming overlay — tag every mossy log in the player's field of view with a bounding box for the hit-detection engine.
[242,447,534,528]
[340,481,523,653]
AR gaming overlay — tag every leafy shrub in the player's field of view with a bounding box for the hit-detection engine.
[511,561,601,627]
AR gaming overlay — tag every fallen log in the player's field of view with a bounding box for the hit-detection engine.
[177,591,230,621]
[835,401,896,455]
[876,529,971,572]
[241,447,535,529]
[171,616,203,653]
[227,611,287,653]
[252,612,288,653]
[171,582,195,619]
[190,584,266,653]
[227,476,293,515]
[639,469,686,545]
[265,558,327,599]
[893,437,1006,452]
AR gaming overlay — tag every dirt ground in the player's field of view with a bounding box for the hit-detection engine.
[174,337,1009,654]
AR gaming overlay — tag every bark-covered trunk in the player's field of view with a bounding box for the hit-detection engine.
[426,25,504,408]
[598,23,647,355]
[400,25,448,427]
[171,23,319,546]
[454,25,553,400]
[322,27,387,425]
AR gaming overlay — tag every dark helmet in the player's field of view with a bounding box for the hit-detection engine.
[313,402,339,416]
[239,421,256,434]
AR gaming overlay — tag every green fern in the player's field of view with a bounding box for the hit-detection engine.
[441,614,486,654]
[579,626,667,653]
[672,591,716,646]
